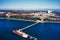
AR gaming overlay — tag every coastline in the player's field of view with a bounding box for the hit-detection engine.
[0,18,36,22]
[0,18,60,23]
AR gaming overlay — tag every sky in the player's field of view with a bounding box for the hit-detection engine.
[0,0,60,10]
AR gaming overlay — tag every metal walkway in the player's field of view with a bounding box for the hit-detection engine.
[18,22,39,31]
[16,22,40,40]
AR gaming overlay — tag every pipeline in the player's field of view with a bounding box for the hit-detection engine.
[18,22,39,31]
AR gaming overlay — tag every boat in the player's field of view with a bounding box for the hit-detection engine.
[12,30,28,38]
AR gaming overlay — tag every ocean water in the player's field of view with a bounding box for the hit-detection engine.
[0,19,60,40]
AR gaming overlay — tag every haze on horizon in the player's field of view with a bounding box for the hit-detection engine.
[0,0,60,10]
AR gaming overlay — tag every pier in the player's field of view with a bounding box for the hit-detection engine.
[13,22,40,40]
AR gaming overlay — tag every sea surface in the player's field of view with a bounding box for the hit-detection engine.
[0,19,60,40]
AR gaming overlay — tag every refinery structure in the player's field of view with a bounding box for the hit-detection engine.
[0,10,60,22]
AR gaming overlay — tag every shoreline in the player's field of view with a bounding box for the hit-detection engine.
[0,18,36,22]
[0,18,60,23]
